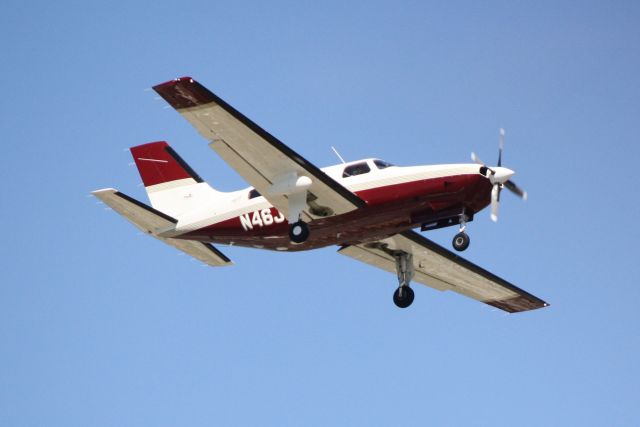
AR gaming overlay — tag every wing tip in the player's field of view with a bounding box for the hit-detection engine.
[486,295,550,313]
[154,76,194,86]
[152,76,216,109]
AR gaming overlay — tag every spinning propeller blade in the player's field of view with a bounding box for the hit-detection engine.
[504,180,528,200]
[471,152,484,165]
[490,184,500,222]
[498,128,505,167]
[473,128,527,222]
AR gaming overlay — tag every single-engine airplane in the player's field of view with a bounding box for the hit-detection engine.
[93,77,548,312]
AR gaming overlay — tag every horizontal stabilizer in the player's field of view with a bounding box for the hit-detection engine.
[92,188,232,267]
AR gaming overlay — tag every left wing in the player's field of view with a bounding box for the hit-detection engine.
[338,230,548,313]
[153,77,365,221]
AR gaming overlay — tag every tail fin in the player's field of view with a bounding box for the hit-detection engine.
[131,141,221,217]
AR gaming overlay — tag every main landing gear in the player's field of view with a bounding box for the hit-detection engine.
[393,252,415,308]
[288,220,310,243]
[452,232,470,251]
[285,190,310,244]
[265,171,313,244]
[452,210,471,252]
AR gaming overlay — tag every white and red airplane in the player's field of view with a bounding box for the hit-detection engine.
[93,77,548,312]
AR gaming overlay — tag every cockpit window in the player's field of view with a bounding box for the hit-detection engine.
[342,162,371,178]
[373,159,394,170]
[248,188,261,199]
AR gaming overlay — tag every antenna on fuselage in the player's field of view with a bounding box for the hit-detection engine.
[331,146,347,164]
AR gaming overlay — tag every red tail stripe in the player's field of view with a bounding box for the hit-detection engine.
[131,141,196,187]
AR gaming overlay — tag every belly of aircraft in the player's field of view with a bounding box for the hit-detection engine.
[177,173,492,251]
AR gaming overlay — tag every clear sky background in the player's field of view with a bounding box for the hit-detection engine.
[2,1,639,425]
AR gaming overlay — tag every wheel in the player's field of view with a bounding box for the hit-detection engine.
[288,220,310,243]
[393,286,415,308]
[452,232,470,252]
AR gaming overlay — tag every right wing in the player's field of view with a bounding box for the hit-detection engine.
[153,77,366,221]
[338,230,548,313]
[93,188,232,267]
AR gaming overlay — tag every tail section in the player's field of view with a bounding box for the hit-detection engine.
[131,141,221,217]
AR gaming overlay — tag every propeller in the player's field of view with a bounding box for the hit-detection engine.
[498,127,504,167]
[471,128,527,222]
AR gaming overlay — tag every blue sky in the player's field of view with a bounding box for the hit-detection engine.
[2,1,639,425]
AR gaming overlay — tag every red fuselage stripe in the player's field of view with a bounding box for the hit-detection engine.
[178,173,492,251]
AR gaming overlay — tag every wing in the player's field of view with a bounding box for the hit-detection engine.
[93,188,232,267]
[153,77,365,221]
[338,230,548,313]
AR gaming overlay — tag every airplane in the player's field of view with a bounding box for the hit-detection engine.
[93,77,548,312]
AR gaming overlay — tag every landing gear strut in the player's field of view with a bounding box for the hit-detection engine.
[265,172,312,244]
[286,191,310,244]
[452,209,471,252]
[393,252,415,308]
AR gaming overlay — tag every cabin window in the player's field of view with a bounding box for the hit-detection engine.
[342,162,371,178]
[248,189,261,199]
[374,159,394,169]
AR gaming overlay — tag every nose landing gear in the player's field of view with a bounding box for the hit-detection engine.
[452,210,471,252]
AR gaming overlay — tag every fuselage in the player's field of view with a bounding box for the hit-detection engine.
[170,159,493,251]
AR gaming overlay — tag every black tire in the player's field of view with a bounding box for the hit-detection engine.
[393,286,415,309]
[289,220,310,243]
[452,232,470,252]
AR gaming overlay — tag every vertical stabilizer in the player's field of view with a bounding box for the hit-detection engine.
[130,141,221,217]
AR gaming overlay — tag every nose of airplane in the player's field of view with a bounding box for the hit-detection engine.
[491,167,515,184]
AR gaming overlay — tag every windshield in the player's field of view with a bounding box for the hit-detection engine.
[342,162,371,178]
[373,159,394,169]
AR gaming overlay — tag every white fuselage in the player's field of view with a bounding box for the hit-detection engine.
[170,160,483,234]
